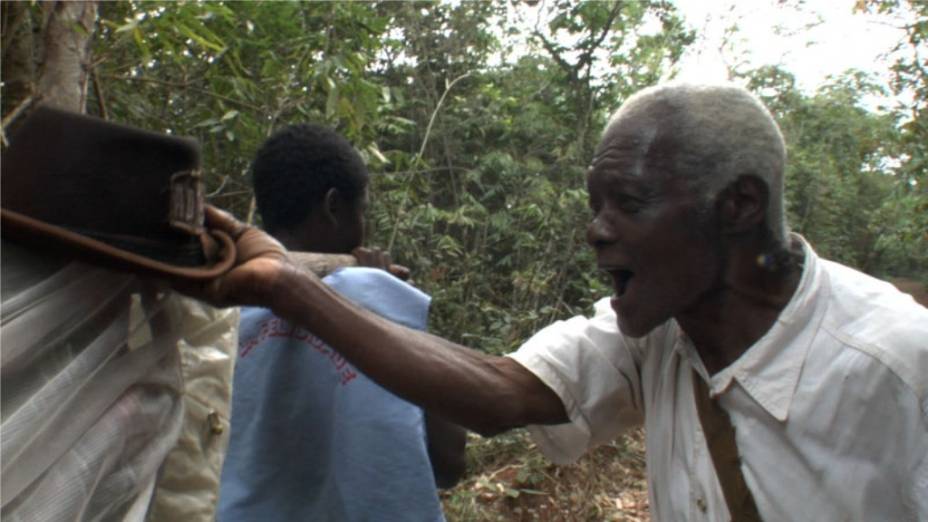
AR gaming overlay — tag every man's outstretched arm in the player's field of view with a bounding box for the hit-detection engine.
[191,207,568,436]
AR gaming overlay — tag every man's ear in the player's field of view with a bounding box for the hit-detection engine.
[717,174,769,235]
[322,187,340,225]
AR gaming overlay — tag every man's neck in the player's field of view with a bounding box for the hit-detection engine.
[273,229,327,254]
[677,239,804,375]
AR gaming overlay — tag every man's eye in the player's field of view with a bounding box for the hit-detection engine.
[615,195,644,214]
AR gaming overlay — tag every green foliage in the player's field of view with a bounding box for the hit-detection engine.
[857,0,928,281]
[743,64,926,280]
[359,1,693,350]
[93,1,393,218]
[83,1,927,350]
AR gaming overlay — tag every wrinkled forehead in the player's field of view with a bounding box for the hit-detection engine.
[590,115,660,178]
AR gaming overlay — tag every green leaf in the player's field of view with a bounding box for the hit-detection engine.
[325,85,338,118]
[176,22,225,53]
[115,19,139,34]
[132,27,151,63]
[366,143,388,164]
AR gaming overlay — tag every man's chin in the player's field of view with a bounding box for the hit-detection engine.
[616,315,658,338]
[611,295,663,337]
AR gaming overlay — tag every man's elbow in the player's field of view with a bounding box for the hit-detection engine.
[476,358,569,436]
[469,392,566,438]
[425,414,468,488]
[435,357,568,439]
[432,451,467,489]
[468,408,524,438]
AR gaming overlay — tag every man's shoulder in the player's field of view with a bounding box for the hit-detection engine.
[820,259,928,338]
[817,259,928,401]
[324,266,426,291]
[324,267,431,330]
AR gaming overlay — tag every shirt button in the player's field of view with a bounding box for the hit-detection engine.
[207,410,224,435]
[696,497,707,513]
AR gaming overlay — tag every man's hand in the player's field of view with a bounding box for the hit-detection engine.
[177,206,296,309]
[351,246,411,281]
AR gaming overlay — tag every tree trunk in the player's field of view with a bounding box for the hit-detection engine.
[1,2,37,118]
[36,1,98,113]
[1,1,97,119]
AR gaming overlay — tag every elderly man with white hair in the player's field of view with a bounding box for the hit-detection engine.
[188,83,928,521]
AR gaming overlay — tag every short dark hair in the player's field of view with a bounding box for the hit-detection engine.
[252,123,368,234]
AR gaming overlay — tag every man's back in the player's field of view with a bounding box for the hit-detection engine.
[218,267,445,521]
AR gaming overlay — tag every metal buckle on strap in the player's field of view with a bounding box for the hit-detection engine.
[169,170,205,235]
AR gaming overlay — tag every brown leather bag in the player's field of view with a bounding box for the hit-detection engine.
[1,106,236,280]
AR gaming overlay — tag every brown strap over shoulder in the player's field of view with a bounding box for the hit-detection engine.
[692,370,763,521]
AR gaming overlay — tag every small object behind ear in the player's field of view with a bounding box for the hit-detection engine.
[755,248,802,273]
[756,253,774,270]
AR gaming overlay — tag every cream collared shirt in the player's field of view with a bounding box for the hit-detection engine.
[508,239,928,521]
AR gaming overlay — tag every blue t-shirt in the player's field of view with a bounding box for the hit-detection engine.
[218,267,445,522]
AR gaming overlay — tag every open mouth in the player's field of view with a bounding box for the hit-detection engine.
[609,269,634,297]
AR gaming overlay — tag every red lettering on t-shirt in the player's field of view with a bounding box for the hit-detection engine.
[239,317,357,386]
[340,367,358,385]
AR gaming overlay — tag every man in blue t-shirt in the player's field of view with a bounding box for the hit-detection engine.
[218,124,465,521]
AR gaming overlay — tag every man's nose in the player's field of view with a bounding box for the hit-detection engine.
[586,214,616,250]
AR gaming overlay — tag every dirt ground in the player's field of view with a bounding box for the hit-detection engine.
[889,277,928,307]
[442,429,650,521]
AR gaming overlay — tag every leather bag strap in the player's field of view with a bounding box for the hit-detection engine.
[692,370,763,521]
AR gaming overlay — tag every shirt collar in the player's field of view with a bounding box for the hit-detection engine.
[684,236,829,422]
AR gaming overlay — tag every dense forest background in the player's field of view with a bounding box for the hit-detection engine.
[2,1,925,519]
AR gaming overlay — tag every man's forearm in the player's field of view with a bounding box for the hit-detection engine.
[268,265,568,436]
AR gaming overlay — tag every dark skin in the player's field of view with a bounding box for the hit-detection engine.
[673,177,803,374]
[190,120,802,437]
[277,186,413,281]
[586,123,803,373]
